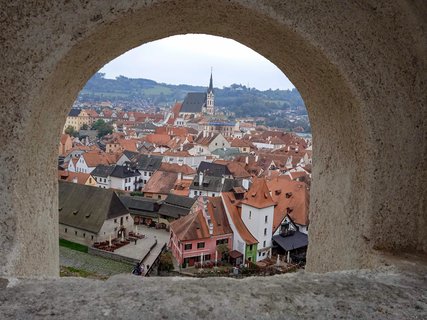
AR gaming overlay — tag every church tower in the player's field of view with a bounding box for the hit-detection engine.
[206,71,215,115]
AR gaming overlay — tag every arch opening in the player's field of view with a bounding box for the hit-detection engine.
[2,0,425,278]
[58,34,313,276]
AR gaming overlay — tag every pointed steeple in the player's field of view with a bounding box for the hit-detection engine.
[208,68,213,93]
[206,68,215,115]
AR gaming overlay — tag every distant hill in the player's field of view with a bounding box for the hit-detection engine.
[78,73,308,120]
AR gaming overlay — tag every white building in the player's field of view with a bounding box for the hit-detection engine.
[240,179,276,261]
[58,180,134,246]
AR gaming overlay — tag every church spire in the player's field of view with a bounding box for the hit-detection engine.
[208,68,213,93]
[206,68,214,115]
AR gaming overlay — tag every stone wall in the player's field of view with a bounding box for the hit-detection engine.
[0,0,425,277]
[88,247,139,265]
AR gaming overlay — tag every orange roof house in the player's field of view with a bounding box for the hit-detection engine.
[169,196,233,266]
[142,171,178,200]
[221,192,258,246]
[58,170,96,186]
[59,134,73,156]
[241,178,276,209]
[266,176,310,232]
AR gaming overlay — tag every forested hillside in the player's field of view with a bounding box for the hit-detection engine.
[78,73,307,119]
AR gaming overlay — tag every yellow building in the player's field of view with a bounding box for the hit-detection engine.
[63,109,91,132]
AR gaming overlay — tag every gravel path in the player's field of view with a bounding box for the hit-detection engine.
[59,246,132,276]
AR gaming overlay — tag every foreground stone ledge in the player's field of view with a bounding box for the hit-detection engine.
[1,264,426,320]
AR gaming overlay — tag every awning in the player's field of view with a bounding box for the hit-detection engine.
[272,231,308,251]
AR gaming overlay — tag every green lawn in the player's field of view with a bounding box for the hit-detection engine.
[60,266,108,280]
[59,239,88,253]
[143,86,173,95]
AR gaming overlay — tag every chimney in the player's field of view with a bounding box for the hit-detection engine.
[178,172,182,181]
[199,171,204,184]
[221,175,225,186]
[245,156,249,165]
[255,155,259,162]
[72,177,78,184]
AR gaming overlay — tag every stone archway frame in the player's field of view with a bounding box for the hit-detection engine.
[1,0,425,277]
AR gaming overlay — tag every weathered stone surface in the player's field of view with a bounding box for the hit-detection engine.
[1,261,426,319]
[0,0,426,276]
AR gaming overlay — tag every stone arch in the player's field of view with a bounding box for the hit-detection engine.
[0,0,425,277]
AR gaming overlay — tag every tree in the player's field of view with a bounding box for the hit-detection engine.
[64,125,78,137]
[91,119,113,138]
[80,123,89,130]
[158,251,174,272]
[216,244,230,262]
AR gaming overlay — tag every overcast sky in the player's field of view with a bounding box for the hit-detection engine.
[99,34,295,91]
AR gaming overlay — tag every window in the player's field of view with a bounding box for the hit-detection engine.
[248,257,252,262]
[158,195,161,199]
[114,219,117,223]
[144,172,147,176]
[75,231,77,236]
[194,191,197,196]
[249,211,252,219]
[83,233,86,238]
[265,215,268,223]
[259,252,261,257]
[91,235,94,240]
[149,172,152,176]
[64,228,67,233]
[216,239,228,245]
[184,244,192,250]
[264,228,267,236]
[212,193,215,197]
[249,244,253,251]
[197,242,205,249]
[126,216,129,221]
[263,241,266,247]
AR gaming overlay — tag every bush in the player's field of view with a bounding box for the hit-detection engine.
[158,251,174,272]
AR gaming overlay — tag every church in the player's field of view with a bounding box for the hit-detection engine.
[179,72,215,118]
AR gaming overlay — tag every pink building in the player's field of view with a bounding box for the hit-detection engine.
[169,197,232,267]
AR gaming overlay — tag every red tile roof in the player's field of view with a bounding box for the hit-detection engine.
[143,134,171,145]
[170,210,210,241]
[222,192,258,245]
[266,176,310,231]
[160,162,196,175]
[170,196,232,241]
[241,178,276,209]
[82,151,118,167]
[142,171,178,195]
[58,170,92,185]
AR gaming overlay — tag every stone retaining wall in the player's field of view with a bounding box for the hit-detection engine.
[88,247,139,265]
